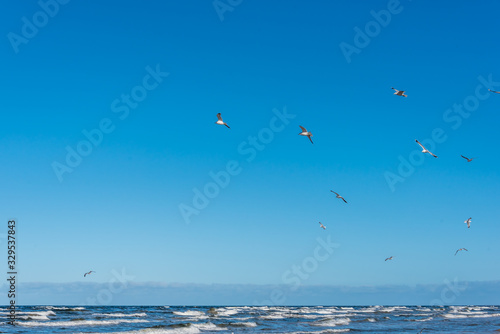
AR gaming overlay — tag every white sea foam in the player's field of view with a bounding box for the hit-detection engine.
[172,310,205,317]
[313,318,351,327]
[46,306,85,311]
[213,308,239,316]
[192,322,224,331]
[18,318,149,327]
[16,310,56,320]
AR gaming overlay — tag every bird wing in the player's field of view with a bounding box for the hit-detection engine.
[84,273,87,277]
[391,87,397,91]
[309,136,314,144]
[415,140,426,150]
[455,250,459,255]
[429,152,438,158]
[489,89,500,94]
[331,190,339,196]
[299,125,307,132]
[342,198,347,203]
[461,155,469,160]
[225,123,230,129]
[217,113,223,121]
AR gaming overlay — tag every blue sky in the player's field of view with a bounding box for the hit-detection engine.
[1,0,500,305]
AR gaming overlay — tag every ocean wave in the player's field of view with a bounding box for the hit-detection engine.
[46,306,86,311]
[96,312,148,317]
[313,318,351,327]
[443,312,500,319]
[18,318,149,327]
[16,310,56,320]
[173,310,205,317]
[288,330,351,333]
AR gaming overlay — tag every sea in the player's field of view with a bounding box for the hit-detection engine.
[1,305,500,333]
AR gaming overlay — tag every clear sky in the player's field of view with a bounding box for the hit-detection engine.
[1,0,500,305]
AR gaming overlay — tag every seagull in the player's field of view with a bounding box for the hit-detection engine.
[385,256,393,261]
[84,271,95,277]
[215,113,230,128]
[455,248,468,256]
[464,217,471,228]
[415,140,438,158]
[461,155,476,162]
[319,222,326,230]
[391,87,407,97]
[488,89,500,94]
[298,126,313,144]
[330,190,347,203]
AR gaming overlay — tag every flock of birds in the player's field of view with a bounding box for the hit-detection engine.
[214,87,498,263]
[79,88,496,333]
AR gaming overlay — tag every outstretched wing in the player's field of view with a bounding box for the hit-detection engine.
[342,197,347,203]
[216,113,223,121]
[415,140,426,150]
[330,190,339,196]
[308,136,314,144]
[488,89,500,94]
[299,125,307,132]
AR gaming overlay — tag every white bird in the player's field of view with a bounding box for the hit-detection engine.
[392,87,407,97]
[298,126,313,144]
[461,155,476,162]
[215,113,230,128]
[415,140,438,158]
[84,270,95,277]
[385,256,394,261]
[330,190,347,203]
[319,222,326,230]
[464,217,471,228]
[488,89,500,94]
[455,248,468,256]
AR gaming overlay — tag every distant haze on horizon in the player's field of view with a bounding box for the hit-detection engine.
[1,0,500,305]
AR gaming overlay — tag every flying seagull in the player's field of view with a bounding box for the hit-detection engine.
[215,113,230,128]
[298,126,313,144]
[461,155,476,162]
[319,222,326,230]
[330,190,347,203]
[385,256,394,261]
[488,89,500,94]
[455,248,468,256]
[391,87,407,97]
[84,271,95,277]
[464,217,471,228]
[415,140,438,158]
